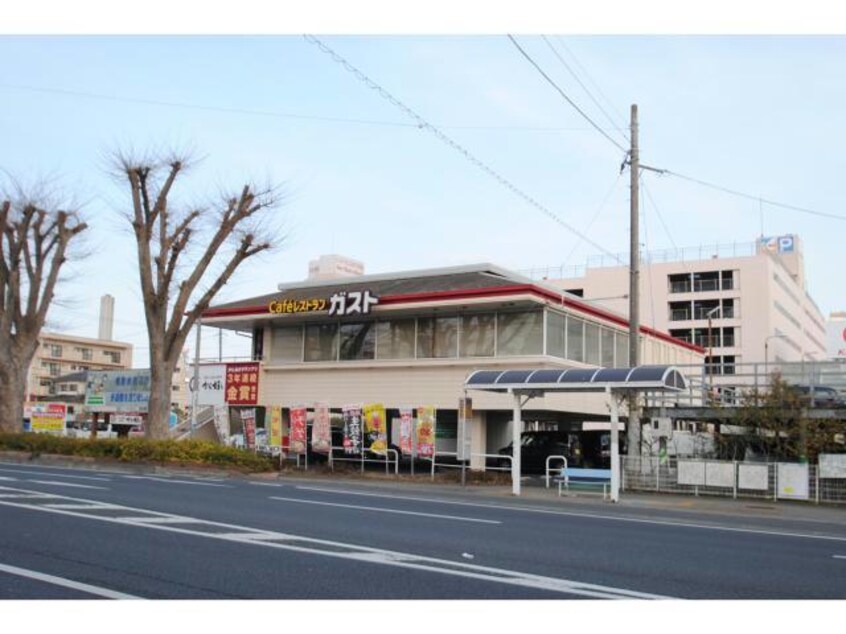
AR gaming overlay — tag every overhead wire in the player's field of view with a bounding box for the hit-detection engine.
[303,34,624,263]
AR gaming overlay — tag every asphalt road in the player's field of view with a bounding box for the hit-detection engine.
[1,460,845,599]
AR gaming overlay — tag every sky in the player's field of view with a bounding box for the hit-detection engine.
[3,3,846,367]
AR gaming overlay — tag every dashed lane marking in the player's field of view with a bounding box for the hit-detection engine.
[0,467,111,481]
[0,562,143,599]
[269,495,501,524]
[0,484,672,599]
[121,476,231,487]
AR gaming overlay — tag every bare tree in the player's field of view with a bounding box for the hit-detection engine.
[0,191,87,433]
[114,153,283,439]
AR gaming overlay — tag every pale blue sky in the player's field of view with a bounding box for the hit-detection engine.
[2,33,845,366]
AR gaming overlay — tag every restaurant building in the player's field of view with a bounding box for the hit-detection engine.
[201,263,704,467]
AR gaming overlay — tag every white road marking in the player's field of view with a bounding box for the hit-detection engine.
[122,476,230,487]
[247,482,288,488]
[0,562,143,599]
[294,485,846,543]
[0,467,111,481]
[833,555,846,560]
[0,484,670,599]
[28,480,109,490]
[269,495,501,524]
[0,476,18,481]
[44,503,114,510]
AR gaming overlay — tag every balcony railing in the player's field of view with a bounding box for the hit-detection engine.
[669,281,692,294]
[692,279,721,292]
[670,309,691,321]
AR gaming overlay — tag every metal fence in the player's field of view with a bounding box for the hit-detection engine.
[621,456,846,505]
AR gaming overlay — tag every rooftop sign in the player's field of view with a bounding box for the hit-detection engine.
[267,290,379,317]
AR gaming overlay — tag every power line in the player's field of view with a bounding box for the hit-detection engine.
[1,83,619,133]
[540,35,629,147]
[506,35,629,155]
[303,34,624,263]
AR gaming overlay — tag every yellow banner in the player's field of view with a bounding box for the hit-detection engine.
[363,402,387,454]
[269,406,283,447]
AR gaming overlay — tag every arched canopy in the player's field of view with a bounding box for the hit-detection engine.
[464,365,687,393]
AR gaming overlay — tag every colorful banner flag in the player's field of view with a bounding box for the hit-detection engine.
[342,405,362,455]
[398,407,414,455]
[269,406,283,448]
[416,406,436,458]
[242,408,257,450]
[290,406,308,454]
[312,403,332,454]
[30,403,67,434]
[363,402,387,454]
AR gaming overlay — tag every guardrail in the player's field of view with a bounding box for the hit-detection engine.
[545,455,568,489]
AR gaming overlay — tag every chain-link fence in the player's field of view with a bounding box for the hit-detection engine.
[621,456,846,505]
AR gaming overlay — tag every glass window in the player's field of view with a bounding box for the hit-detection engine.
[339,323,375,360]
[584,322,601,365]
[459,314,495,358]
[601,328,615,367]
[566,316,584,362]
[417,317,459,358]
[304,323,338,362]
[376,319,416,359]
[270,326,303,363]
[615,332,629,367]
[496,311,543,356]
[546,311,566,358]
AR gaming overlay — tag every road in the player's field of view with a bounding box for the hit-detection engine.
[1,460,845,599]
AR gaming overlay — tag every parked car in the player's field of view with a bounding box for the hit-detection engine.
[491,431,583,474]
[789,385,845,407]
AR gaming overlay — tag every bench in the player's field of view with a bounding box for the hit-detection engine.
[556,467,612,499]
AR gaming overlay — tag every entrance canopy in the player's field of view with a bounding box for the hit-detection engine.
[464,365,688,394]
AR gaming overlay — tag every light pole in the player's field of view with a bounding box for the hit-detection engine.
[705,305,722,402]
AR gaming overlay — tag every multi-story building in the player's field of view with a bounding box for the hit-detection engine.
[200,263,703,467]
[307,254,365,281]
[540,235,827,380]
[27,332,133,402]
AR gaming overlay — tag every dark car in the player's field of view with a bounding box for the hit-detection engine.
[492,431,582,474]
[789,385,844,408]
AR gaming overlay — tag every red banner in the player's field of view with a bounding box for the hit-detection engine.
[398,408,413,455]
[290,406,308,454]
[225,362,260,405]
[242,408,257,450]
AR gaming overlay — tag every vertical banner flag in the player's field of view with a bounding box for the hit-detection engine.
[242,408,257,450]
[342,405,363,455]
[269,406,283,448]
[312,403,332,454]
[398,408,414,455]
[457,397,473,461]
[363,402,388,454]
[225,362,260,405]
[290,406,308,454]
[416,406,436,458]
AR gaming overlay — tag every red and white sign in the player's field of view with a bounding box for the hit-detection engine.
[242,408,257,449]
[290,406,308,454]
[225,362,259,405]
[30,403,67,434]
[398,408,413,455]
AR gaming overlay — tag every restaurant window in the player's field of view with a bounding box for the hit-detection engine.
[615,332,629,367]
[600,328,615,367]
[339,323,376,360]
[270,326,303,363]
[584,322,601,366]
[304,323,338,362]
[496,311,543,356]
[376,319,416,359]
[566,316,584,362]
[417,317,459,358]
[459,314,495,358]
[546,311,566,358]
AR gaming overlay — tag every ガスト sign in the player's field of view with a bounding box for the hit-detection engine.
[267,290,379,317]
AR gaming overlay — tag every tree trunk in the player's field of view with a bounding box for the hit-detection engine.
[0,338,36,434]
[147,358,176,439]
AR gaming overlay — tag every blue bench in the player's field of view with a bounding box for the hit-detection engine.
[556,467,612,499]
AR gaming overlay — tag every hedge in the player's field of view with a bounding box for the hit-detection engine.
[0,433,276,472]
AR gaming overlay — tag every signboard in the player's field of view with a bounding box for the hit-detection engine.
[759,234,795,254]
[85,370,151,413]
[819,454,846,479]
[312,403,332,454]
[189,364,226,406]
[677,460,706,486]
[825,320,846,359]
[363,403,387,454]
[416,406,436,458]
[225,362,259,405]
[30,403,67,434]
[777,463,810,500]
[705,462,735,488]
[398,408,414,455]
[267,290,379,317]
[112,414,144,426]
[242,408,257,450]
[342,405,362,455]
[738,464,769,491]
[268,406,283,448]
[290,406,308,454]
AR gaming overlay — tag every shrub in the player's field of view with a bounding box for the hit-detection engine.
[0,433,275,472]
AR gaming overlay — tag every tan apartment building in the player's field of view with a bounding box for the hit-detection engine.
[201,263,703,466]
[538,235,827,382]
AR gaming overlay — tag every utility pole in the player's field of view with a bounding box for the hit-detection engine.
[627,104,641,460]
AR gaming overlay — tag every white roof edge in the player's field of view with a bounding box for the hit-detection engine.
[276,262,525,291]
